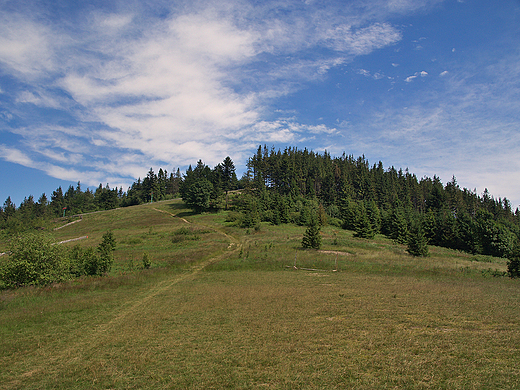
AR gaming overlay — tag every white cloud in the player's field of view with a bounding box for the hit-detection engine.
[15,90,62,108]
[405,75,417,82]
[324,23,402,55]
[0,0,435,190]
[0,13,62,78]
[440,70,449,76]
[0,145,35,167]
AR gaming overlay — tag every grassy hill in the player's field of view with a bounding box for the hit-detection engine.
[1,199,519,389]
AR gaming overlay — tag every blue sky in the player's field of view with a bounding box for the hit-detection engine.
[1,0,520,208]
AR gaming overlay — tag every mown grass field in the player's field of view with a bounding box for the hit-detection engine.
[1,199,519,389]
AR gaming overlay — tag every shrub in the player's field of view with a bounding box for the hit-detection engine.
[97,231,116,275]
[142,253,151,269]
[82,247,104,276]
[1,233,69,288]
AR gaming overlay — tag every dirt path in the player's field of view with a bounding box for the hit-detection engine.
[13,215,242,387]
[152,207,190,223]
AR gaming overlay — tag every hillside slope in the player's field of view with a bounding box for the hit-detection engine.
[1,199,519,389]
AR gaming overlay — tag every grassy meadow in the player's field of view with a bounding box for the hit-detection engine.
[1,199,519,389]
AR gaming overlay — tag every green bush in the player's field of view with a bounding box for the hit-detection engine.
[0,233,69,288]
[96,231,116,275]
[69,232,116,277]
[142,253,151,269]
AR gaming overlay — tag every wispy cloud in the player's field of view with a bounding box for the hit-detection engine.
[323,23,402,55]
[0,0,408,187]
[342,52,520,205]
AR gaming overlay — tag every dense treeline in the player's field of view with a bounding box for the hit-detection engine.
[227,146,520,260]
[2,147,520,262]
[0,157,239,236]
[0,168,183,235]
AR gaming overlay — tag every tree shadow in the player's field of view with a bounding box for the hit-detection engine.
[165,202,198,218]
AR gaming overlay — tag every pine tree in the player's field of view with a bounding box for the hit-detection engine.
[507,241,520,278]
[407,225,429,257]
[302,218,322,249]
[354,206,375,239]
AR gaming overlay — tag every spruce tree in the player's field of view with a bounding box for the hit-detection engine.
[507,241,520,278]
[302,219,322,249]
[407,225,429,257]
[354,202,375,239]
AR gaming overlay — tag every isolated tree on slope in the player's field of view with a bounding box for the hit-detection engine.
[302,218,322,249]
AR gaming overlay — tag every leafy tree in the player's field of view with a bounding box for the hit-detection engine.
[68,233,115,277]
[184,178,213,212]
[35,193,49,218]
[2,196,16,220]
[340,198,360,231]
[240,195,260,228]
[50,187,65,217]
[70,246,99,277]
[386,205,409,244]
[96,231,116,275]
[507,241,520,278]
[1,233,69,288]
[507,257,520,278]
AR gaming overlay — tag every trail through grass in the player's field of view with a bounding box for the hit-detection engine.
[1,199,519,389]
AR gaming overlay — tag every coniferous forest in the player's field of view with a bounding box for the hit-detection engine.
[2,146,520,269]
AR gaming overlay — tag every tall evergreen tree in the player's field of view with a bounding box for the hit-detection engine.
[407,224,429,257]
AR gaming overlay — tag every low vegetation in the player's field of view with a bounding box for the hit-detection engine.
[1,198,519,389]
[1,146,520,388]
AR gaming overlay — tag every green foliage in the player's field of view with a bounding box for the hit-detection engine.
[96,231,116,274]
[340,197,359,231]
[82,247,104,276]
[142,252,151,269]
[353,202,375,239]
[69,245,98,277]
[407,225,429,257]
[507,257,520,278]
[475,209,515,258]
[386,206,409,244]
[302,219,322,249]
[0,233,69,288]
[507,242,520,278]
[68,232,116,277]
[240,195,260,228]
[183,178,213,212]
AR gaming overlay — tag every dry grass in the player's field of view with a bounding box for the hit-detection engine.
[1,200,519,389]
